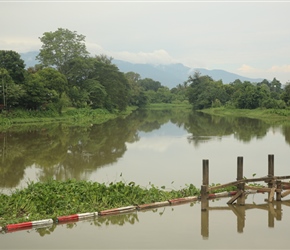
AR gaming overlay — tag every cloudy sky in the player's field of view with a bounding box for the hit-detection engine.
[1,0,290,83]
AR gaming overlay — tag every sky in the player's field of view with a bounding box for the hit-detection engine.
[1,0,290,83]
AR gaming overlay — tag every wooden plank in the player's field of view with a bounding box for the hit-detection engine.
[281,190,290,198]
[227,190,243,204]
[228,204,244,221]
[245,185,272,192]
[268,187,276,202]
[208,175,290,192]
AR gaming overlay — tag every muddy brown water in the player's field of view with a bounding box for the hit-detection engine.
[1,109,290,249]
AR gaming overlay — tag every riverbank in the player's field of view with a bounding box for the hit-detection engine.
[0,107,137,130]
[200,107,290,124]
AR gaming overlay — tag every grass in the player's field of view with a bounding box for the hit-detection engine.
[145,103,192,110]
[0,106,137,130]
[200,107,290,124]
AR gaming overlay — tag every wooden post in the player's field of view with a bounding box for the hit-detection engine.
[203,159,209,186]
[276,180,282,201]
[237,205,246,233]
[268,204,275,228]
[237,156,245,205]
[201,160,209,211]
[268,154,274,177]
[201,204,209,239]
[276,201,282,221]
[268,154,274,202]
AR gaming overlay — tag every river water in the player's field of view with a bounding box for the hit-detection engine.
[1,108,290,249]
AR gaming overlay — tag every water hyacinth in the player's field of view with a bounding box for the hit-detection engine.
[0,179,200,227]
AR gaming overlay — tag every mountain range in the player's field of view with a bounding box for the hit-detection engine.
[20,51,264,89]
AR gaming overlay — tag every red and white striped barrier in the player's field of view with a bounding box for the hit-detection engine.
[169,196,198,205]
[137,201,170,210]
[57,212,98,223]
[99,206,136,216]
[2,189,269,234]
[6,219,53,232]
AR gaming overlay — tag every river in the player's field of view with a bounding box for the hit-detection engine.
[1,108,290,249]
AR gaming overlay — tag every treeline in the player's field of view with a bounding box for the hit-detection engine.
[0,28,186,114]
[185,71,290,110]
[1,28,290,114]
[0,28,150,114]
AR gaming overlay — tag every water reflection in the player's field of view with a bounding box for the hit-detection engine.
[201,198,290,239]
[1,109,290,189]
[8,197,290,241]
[34,212,139,237]
[185,112,270,146]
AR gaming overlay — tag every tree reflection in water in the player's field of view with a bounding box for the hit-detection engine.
[1,109,290,189]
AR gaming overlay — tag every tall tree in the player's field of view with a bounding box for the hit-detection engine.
[0,68,25,108]
[281,82,290,106]
[36,28,89,76]
[125,72,148,107]
[23,68,67,111]
[90,57,130,111]
[139,78,162,92]
[0,50,26,84]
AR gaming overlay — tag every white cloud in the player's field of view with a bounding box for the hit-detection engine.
[127,137,176,153]
[0,38,40,53]
[87,45,178,65]
[86,42,106,56]
[269,65,290,73]
[114,49,177,65]
[237,64,260,74]
[237,64,290,83]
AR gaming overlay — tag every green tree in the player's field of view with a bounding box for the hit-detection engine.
[23,69,66,111]
[36,68,68,98]
[89,57,130,111]
[139,78,162,92]
[0,50,26,84]
[186,72,227,109]
[37,28,89,76]
[270,77,282,99]
[281,82,290,106]
[125,72,148,107]
[155,87,173,103]
[82,79,107,109]
[231,82,265,109]
[0,68,25,108]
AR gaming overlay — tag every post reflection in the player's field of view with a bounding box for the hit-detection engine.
[201,199,290,239]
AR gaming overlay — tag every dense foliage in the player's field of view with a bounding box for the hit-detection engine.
[185,71,290,110]
[0,179,200,226]
[1,28,290,116]
[0,29,149,114]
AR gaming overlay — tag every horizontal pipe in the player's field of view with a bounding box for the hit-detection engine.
[169,196,198,205]
[99,206,136,216]
[137,201,170,210]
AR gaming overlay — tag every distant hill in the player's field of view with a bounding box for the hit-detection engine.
[113,59,265,88]
[20,51,264,89]
[20,51,40,68]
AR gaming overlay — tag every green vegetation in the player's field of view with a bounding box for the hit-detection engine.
[145,102,191,110]
[1,27,290,124]
[1,28,290,229]
[186,71,290,111]
[200,107,290,123]
[0,179,200,227]
[0,107,137,130]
